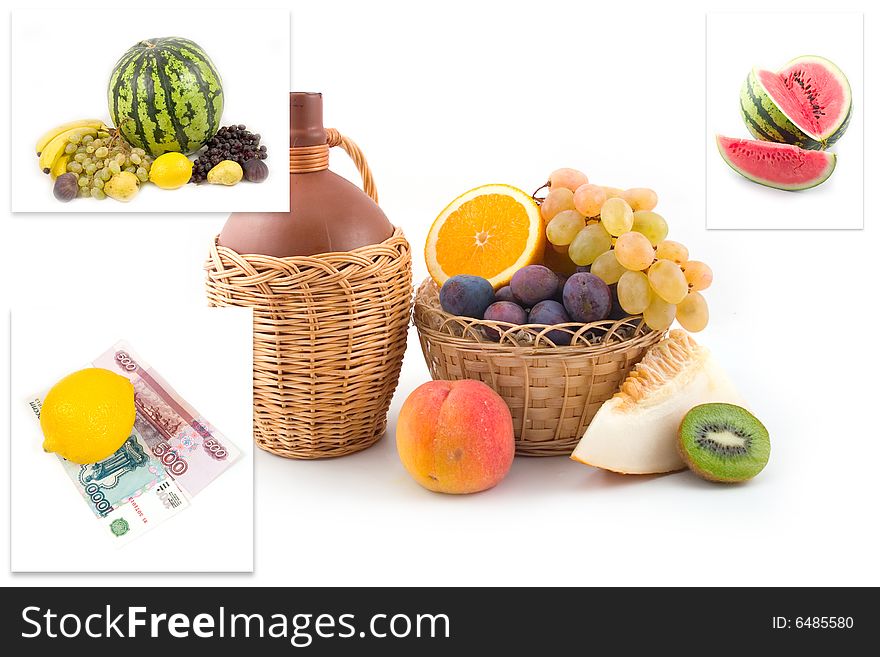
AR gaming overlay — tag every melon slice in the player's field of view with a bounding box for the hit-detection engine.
[740,55,852,151]
[571,330,744,475]
[716,135,836,191]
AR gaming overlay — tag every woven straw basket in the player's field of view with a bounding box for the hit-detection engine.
[413,279,664,456]
[205,131,412,459]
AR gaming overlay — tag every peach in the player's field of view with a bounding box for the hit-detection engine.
[396,379,515,494]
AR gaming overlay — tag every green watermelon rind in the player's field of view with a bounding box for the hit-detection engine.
[715,135,837,191]
[740,71,819,150]
[108,37,224,157]
[740,68,824,150]
[739,55,852,152]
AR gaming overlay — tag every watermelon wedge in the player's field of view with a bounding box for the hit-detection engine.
[716,135,836,191]
[740,55,852,151]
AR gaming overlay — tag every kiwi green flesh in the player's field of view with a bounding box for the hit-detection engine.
[678,403,770,483]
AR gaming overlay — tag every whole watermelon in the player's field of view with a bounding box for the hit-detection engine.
[108,37,224,156]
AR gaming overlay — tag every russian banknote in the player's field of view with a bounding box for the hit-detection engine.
[26,339,240,544]
[98,477,188,546]
[26,396,189,545]
[91,340,241,497]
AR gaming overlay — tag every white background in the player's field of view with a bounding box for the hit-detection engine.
[10,9,290,213]
[1,0,878,588]
[10,306,254,572]
[707,12,864,229]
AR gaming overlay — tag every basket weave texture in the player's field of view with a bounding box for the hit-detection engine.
[413,279,664,456]
[206,230,412,458]
[205,129,412,459]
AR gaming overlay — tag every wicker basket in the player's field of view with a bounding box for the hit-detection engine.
[205,132,412,459]
[413,279,664,456]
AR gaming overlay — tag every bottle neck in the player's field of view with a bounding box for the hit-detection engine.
[290,92,327,172]
[289,139,330,174]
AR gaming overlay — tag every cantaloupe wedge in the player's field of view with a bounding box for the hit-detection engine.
[571,330,745,474]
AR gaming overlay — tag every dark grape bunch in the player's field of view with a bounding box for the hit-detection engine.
[190,124,268,183]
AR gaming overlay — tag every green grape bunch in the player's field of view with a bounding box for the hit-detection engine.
[64,129,153,200]
[538,168,714,332]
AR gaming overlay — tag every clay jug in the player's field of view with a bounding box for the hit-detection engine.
[218,92,392,256]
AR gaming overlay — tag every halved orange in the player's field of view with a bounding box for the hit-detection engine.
[425,184,544,289]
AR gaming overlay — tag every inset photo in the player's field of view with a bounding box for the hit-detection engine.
[10,305,254,572]
[10,8,289,213]
[706,12,863,229]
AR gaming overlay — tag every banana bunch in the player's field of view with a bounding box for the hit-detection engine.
[36,119,111,177]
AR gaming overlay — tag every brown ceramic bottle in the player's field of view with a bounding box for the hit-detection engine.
[218,92,393,257]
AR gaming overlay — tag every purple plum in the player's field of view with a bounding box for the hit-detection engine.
[483,301,528,341]
[510,265,558,307]
[494,286,516,303]
[439,275,495,318]
[562,272,612,323]
[528,300,572,346]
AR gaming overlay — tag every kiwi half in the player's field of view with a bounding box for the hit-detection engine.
[678,403,770,483]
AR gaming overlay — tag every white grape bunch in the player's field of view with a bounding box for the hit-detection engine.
[540,168,713,332]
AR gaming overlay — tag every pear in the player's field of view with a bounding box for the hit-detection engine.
[105,171,140,202]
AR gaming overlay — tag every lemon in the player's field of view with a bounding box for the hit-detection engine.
[149,152,193,189]
[40,368,136,464]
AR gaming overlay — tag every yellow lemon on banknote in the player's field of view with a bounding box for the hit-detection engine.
[40,368,136,464]
[149,152,193,189]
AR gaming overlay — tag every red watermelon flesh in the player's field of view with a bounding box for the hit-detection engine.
[716,135,836,191]
[757,59,848,139]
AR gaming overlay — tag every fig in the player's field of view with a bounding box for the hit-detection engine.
[53,173,78,202]
[242,158,268,183]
